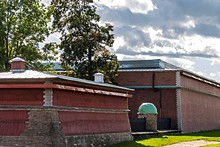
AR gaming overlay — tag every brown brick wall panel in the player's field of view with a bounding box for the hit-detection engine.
[59,111,130,135]
[0,89,44,105]
[117,71,176,86]
[53,89,128,109]
[181,89,220,132]
[181,75,220,96]
[117,72,154,86]
[128,89,160,118]
[0,110,28,135]
[128,89,177,129]
[161,90,178,129]
[156,72,177,86]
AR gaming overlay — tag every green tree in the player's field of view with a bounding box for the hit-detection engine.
[0,0,57,71]
[52,0,119,83]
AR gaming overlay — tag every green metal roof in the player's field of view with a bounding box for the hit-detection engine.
[137,103,158,114]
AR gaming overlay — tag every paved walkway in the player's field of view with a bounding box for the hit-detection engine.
[164,140,220,147]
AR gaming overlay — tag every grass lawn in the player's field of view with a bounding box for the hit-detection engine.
[110,130,220,147]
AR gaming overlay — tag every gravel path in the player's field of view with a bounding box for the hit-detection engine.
[163,140,220,147]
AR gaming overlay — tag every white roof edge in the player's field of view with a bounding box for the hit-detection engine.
[56,75,134,91]
[0,70,133,91]
[181,69,220,88]
[9,57,25,62]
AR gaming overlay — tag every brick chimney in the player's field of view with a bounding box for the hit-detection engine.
[10,57,26,72]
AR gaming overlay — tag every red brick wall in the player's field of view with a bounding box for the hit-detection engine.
[117,71,178,129]
[59,111,130,135]
[161,89,177,129]
[181,75,220,132]
[181,89,220,132]
[53,89,128,109]
[156,72,177,86]
[0,89,44,105]
[129,89,177,129]
[0,110,28,135]
[117,71,176,86]
[128,89,160,118]
[181,75,220,96]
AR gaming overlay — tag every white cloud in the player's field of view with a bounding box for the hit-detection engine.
[95,0,156,14]
[41,0,220,82]
[113,36,126,50]
[209,72,220,82]
[181,16,196,29]
[143,27,163,41]
[167,58,195,71]
[41,0,50,5]
[45,32,61,43]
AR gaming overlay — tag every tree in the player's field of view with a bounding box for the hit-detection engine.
[93,48,119,84]
[0,0,57,71]
[51,0,119,83]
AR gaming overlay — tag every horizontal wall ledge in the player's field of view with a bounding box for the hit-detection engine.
[0,84,132,98]
[0,105,130,114]
[124,85,181,89]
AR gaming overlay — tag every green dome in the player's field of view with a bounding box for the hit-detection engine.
[137,103,158,114]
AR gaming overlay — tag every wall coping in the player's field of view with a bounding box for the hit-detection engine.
[0,83,132,98]
[0,105,130,114]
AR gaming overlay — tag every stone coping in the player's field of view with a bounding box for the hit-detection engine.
[0,105,130,113]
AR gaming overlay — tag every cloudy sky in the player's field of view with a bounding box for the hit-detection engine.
[44,0,220,82]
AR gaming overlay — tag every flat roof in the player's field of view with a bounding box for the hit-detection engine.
[119,59,182,70]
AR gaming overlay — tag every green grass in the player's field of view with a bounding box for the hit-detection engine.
[201,145,220,147]
[111,130,220,147]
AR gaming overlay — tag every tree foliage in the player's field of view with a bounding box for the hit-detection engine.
[51,0,119,83]
[0,0,57,71]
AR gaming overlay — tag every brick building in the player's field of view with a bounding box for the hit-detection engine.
[117,59,220,132]
[0,57,133,146]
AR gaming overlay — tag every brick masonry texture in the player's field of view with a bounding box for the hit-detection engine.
[58,111,131,135]
[0,89,44,105]
[53,89,128,109]
[117,69,220,132]
[0,109,132,146]
[66,132,133,147]
[117,71,178,129]
[128,89,177,129]
[116,71,177,86]
[0,110,28,135]
[0,58,133,146]
[180,74,220,132]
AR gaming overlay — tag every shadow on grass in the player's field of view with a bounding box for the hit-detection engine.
[133,133,167,141]
[110,135,165,147]
[110,141,153,147]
